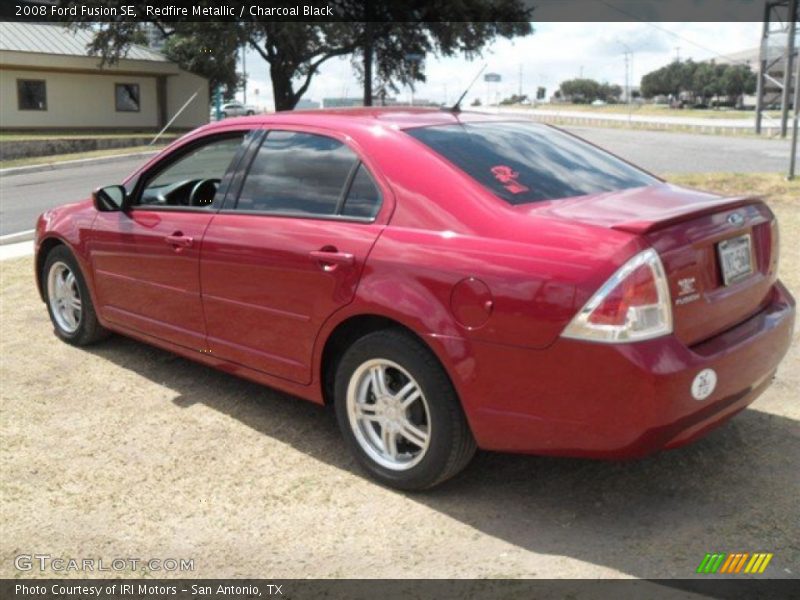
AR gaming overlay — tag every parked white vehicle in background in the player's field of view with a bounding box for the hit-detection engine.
[211,103,258,119]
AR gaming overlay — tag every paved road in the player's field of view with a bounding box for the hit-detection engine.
[570,127,791,175]
[0,156,153,237]
[0,129,792,236]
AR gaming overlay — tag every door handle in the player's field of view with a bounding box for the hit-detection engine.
[309,249,354,269]
[165,234,193,248]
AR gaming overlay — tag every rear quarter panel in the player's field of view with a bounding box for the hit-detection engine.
[347,127,647,349]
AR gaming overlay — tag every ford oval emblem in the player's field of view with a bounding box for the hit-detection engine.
[728,212,745,226]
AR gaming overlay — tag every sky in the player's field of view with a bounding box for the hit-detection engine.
[236,22,763,109]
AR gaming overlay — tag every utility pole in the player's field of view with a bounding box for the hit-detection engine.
[780,0,797,137]
[624,52,630,103]
[617,39,634,105]
[518,63,523,98]
[241,43,247,105]
[756,0,799,136]
[789,42,799,178]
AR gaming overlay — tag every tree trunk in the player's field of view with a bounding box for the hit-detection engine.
[363,23,373,106]
[271,64,297,111]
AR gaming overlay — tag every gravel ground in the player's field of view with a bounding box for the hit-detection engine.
[1,201,798,580]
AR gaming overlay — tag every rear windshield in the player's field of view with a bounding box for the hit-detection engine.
[405,121,657,205]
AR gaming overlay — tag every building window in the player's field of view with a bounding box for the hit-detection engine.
[17,80,47,111]
[115,83,140,112]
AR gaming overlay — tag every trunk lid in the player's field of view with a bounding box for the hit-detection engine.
[526,184,779,346]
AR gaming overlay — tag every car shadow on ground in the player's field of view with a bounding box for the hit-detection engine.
[87,335,800,580]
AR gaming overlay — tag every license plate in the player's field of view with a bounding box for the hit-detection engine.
[717,234,753,286]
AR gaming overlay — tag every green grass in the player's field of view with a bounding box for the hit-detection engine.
[0,145,165,169]
[535,115,768,138]
[665,172,800,203]
[517,104,778,121]
[0,131,182,142]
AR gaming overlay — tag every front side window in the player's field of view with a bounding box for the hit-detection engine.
[236,131,359,216]
[137,135,245,208]
[17,79,46,110]
[115,83,140,112]
[406,121,657,204]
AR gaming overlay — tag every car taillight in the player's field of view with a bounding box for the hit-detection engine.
[562,248,672,343]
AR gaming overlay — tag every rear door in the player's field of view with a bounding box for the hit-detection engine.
[89,131,251,349]
[200,129,388,383]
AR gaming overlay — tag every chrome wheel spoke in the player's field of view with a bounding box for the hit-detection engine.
[399,420,428,449]
[354,402,380,422]
[382,427,398,459]
[396,381,421,410]
[369,365,388,397]
[62,305,78,328]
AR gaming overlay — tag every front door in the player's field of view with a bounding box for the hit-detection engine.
[200,129,386,383]
[89,132,249,349]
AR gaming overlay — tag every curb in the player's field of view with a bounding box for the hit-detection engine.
[0,229,35,246]
[0,240,34,261]
[0,149,160,177]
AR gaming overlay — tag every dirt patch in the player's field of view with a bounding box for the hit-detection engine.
[1,203,798,580]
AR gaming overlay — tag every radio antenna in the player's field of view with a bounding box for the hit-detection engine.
[449,63,487,114]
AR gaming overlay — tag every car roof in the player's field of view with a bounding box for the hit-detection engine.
[211,107,502,132]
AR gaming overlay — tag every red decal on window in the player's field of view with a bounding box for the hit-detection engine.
[491,165,529,194]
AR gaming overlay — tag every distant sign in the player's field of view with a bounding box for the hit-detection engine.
[484,73,502,83]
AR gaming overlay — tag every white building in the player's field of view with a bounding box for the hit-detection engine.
[0,22,209,131]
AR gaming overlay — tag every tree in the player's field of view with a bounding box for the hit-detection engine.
[720,64,757,103]
[62,0,533,111]
[500,93,529,105]
[640,59,756,106]
[354,15,532,105]
[558,79,623,104]
[161,23,245,97]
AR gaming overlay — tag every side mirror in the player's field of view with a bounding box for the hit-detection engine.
[93,185,126,212]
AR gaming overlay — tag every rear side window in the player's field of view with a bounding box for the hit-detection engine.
[405,122,656,204]
[237,130,357,216]
[342,164,381,219]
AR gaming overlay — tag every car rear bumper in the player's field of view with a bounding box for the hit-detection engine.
[451,280,795,457]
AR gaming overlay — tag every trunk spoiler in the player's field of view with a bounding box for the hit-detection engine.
[611,196,764,235]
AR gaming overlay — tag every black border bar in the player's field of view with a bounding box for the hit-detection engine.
[1,0,774,23]
[3,579,800,600]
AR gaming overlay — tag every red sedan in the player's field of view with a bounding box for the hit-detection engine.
[35,109,795,490]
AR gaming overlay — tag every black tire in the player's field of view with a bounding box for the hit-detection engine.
[246,110,255,116]
[334,329,476,490]
[42,245,109,346]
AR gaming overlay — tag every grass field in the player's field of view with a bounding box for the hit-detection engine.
[667,172,800,202]
[521,104,779,121]
[0,130,183,142]
[0,146,165,169]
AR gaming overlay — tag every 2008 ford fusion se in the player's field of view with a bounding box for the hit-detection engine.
[35,109,795,490]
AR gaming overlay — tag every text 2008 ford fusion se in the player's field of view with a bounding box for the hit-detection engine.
[35,109,795,490]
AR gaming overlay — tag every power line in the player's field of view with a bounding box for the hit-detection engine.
[598,0,754,66]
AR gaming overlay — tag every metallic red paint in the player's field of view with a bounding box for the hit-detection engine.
[35,109,795,458]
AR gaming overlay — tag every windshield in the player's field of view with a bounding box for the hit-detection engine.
[405,121,657,205]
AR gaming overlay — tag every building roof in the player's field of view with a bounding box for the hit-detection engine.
[0,22,168,62]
